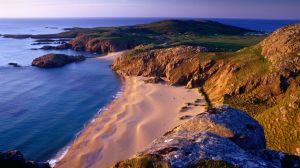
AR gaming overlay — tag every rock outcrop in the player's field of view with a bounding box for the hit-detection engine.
[32,54,85,68]
[260,23,300,68]
[0,150,50,168]
[68,34,133,53]
[113,106,300,168]
[112,46,209,87]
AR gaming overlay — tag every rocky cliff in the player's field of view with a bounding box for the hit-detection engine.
[113,106,300,168]
[111,23,300,156]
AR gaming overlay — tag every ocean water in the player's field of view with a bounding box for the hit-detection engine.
[0,18,298,162]
[212,18,300,32]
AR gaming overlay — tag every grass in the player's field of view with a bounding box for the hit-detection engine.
[215,46,300,155]
[112,155,170,168]
[193,160,240,168]
[255,88,300,154]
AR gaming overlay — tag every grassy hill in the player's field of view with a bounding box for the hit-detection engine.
[3,20,265,52]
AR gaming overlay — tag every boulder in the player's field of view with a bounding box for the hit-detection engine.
[170,106,266,150]
[32,54,85,68]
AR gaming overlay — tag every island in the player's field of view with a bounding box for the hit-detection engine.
[32,54,86,68]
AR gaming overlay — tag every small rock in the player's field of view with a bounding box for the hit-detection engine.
[8,63,21,67]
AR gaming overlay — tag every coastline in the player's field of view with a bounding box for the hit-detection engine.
[53,52,207,168]
[48,52,125,167]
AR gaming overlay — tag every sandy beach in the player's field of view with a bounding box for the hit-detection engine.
[55,53,206,168]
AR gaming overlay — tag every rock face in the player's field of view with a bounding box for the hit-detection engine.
[0,150,50,168]
[68,34,133,53]
[32,54,85,68]
[260,23,300,67]
[112,46,209,87]
[113,106,300,168]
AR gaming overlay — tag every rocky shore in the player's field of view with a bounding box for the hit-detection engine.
[0,150,50,168]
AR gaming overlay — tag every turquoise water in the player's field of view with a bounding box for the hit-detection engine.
[0,18,298,162]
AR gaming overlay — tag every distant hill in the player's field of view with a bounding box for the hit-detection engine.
[2,19,264,52]
[134,19,257,35]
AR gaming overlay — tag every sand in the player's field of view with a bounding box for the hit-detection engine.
[55,53,206,168]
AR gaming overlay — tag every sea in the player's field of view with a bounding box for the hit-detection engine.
[0,18,299,162]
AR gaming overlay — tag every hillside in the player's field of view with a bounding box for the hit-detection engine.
[2,20,264,52]
[111,23,300,157]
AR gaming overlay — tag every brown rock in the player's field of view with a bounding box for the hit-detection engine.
[32,54,85,68]
[69,34,132,53]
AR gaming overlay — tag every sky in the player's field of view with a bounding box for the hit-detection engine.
[0,0,299,19]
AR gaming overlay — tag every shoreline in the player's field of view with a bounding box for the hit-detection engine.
[48,84,125,167]
[53,52,207,168]
[48,52,125,167]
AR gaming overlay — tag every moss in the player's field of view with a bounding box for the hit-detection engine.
[226,46,270,84]
[192,160,240,168]
[112,155,170,168]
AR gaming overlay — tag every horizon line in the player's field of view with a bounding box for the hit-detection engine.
[0,16,299,21]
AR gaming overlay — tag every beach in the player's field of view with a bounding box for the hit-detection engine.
[55,53,206,168]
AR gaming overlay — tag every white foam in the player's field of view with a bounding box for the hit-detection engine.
[48,145,70,167]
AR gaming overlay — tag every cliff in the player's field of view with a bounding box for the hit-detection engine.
[111,23,300,156]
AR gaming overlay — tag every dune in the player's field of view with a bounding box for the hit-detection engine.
[55,53,206,168]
